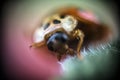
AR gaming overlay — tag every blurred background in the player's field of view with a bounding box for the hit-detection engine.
[1,0,120,80]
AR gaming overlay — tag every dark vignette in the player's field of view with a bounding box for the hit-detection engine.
[0,0,119,80]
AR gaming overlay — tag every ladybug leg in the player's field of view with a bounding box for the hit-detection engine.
[66,48,76,56]
[29,40,46,48]
[72,29,84,59]
[29,32,53,48]
[57,54,62,61]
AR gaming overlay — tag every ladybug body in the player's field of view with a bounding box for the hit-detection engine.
[30,7,112,61]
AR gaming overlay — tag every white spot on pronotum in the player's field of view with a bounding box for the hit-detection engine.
[33,27,45,43]
[33,25,63,43]
[61,16,77,33]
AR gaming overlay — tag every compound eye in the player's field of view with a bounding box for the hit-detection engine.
[47,41,54,51]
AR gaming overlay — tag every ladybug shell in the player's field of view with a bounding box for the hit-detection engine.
[34,7,112,50]
[54,7,112,49]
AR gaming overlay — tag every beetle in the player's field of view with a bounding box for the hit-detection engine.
[30,7,112,61]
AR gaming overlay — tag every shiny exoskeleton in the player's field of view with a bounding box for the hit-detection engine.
[30,7,112,61]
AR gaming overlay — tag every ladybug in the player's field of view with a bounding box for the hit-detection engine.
[30,6,112,61]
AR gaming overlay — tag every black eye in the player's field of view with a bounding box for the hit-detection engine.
[60,14,66,19]
[44,23,50,30]
[53,19,61,24]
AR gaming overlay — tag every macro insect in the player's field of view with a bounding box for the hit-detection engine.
[30,7,112,61]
